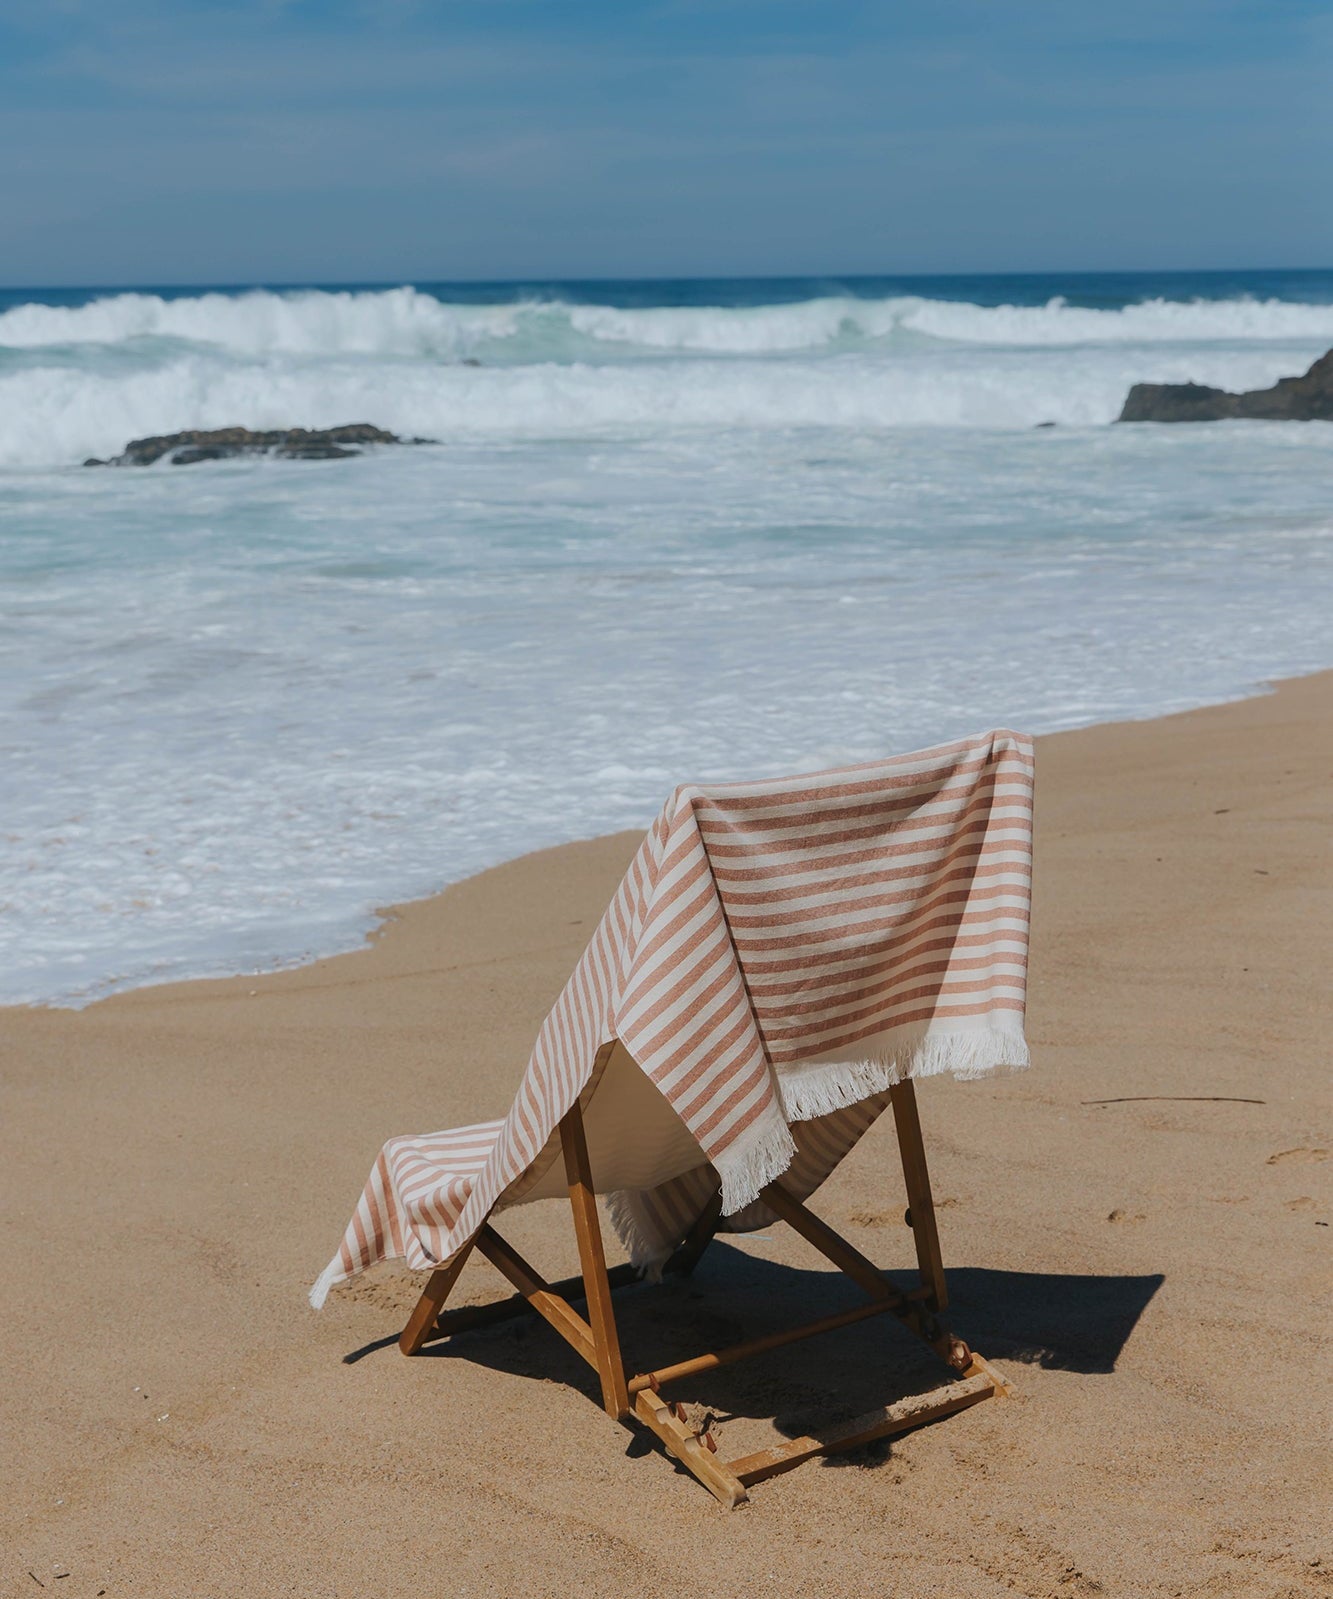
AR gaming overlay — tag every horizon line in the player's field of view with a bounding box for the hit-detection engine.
[3,264,1332,297]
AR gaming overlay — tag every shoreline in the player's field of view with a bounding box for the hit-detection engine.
[18,665,1333,1016]
[3,671,1330,1595]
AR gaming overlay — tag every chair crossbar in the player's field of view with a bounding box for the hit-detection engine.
[727,1369,997,1487]
[628,1295,897,1394]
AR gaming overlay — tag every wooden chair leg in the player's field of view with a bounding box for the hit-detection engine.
[399,1236,476,1355]
[633,1388,748,1508]
[761,1179,899,1304]
[759,1178,975,1370]
[561,1099,631,1421]
[890,1079,948,1311]
[669,1189,723,1277]
[395,1098,1008,1506]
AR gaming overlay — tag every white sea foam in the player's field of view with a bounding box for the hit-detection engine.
[2,286,1332,468]
[2,281,1332,1005]
[567,292,1333,351]
[0,286,514,356]
[4,420,1333,1007]
[0,337,1327,468]
[5,285,1333,359]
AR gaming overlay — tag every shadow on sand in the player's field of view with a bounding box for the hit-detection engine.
[342,1241,1162,1472]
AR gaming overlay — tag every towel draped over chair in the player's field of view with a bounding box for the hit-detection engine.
[312,729,1033,1309]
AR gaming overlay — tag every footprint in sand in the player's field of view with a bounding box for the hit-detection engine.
[1284,1196,1317,1212]
[1266,1148,1329,1166]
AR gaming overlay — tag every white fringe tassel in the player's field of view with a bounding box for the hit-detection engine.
[775,1024,1029,1123]
[603,1109,798,1273]
[308,1259,342,1311]
[603,1187,673,1276]
[715,1112,798,1217]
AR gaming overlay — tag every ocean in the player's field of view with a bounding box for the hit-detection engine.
[3,268,1332,1006]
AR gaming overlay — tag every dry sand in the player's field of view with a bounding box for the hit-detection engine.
[2,675,1330,1598]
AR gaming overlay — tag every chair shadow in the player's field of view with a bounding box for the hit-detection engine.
[940,1264,1164,1376]
[346,1242,1163,1470]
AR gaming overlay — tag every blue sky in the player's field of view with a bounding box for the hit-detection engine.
[2,0,1331,285]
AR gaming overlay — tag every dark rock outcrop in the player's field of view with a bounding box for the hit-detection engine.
[1118,349,1333,423]
[92,423,432,466]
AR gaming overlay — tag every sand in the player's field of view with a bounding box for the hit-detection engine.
[2,674,1330,1598]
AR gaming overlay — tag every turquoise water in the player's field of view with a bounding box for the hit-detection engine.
[2,270,1331,1003]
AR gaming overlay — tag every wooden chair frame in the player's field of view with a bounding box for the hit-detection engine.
[398,1068,1011,1506]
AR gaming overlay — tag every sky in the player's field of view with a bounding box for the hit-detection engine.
[1,0,1331,286]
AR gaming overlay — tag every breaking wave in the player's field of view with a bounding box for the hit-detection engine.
[2,284,1332,465]
[5,285,1333,358]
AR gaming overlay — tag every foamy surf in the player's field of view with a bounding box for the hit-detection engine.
[2,271,1332,1005]
[5,284,1333,357]
[2,282,1333,466]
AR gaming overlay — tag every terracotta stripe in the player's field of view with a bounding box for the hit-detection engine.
[697,776,1025,840]
[764,955,1028,1021]
[774,999,1026,1064]
[748,933,1028,996]
[693,748,997,813]
[709,809,1031,886]
[767,989,1027,1051]
[723,854,1030,929]
[729,881,1031,951]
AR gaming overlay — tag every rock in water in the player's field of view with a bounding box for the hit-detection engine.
[275,444,361,461]
[1118,381,1235,423]
[92,423,431,466]
[1118,349,1333,423]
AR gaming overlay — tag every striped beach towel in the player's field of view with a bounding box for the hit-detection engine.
[311,730,1033,1308]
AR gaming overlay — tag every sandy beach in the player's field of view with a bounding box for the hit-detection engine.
[2,674,1330,1598]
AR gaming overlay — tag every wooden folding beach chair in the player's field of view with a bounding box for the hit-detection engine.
[313,731,1034,1505]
